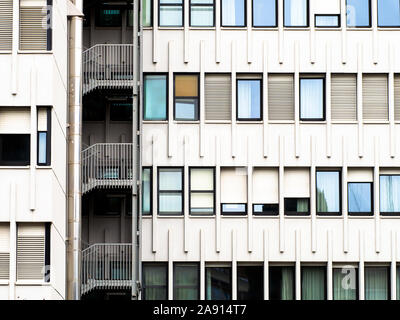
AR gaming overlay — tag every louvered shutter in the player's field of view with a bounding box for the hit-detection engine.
[0,224,10,280]
[331,74,357,121]
[19,0,48,51]
[17,224,45,280]
[221,167,247,203]
[268,74,294,120]
[362,74,388,121]
[205,74,231,120]
[395,74,400,121]
[0,0,13,51]
[0,107,31,133]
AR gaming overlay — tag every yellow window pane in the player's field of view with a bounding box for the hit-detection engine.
[175,75,198,97]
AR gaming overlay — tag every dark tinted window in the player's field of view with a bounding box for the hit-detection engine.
[110,101,132,121]
[237,266,263,300]
[96,7,122,27]
[205,267,231,300]
[0,134,30,166]
[269,266,295,300]
[83,94,106,121]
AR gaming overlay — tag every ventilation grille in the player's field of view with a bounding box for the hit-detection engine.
[17,235,45,280]
[205,74,231,120]
[395,74,400,121]
[0,0,13,50]
[362,74,388,121]
[19,7,47,51]
[331,74,357,121]
[268,74,294,120]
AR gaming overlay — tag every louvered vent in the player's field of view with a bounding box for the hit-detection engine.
[268,74,294,120]
[395,74,400,121]
[0,0,13,51]
[19,6,47,51]
[362,74,388,121]
[205,74,231,120]
[331,74,357,121]
[17,224,45,280]
[0,224,10,280]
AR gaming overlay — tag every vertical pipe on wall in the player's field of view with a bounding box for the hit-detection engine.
[342,137,349,253]
[357,43,364,158]
[327,230,333,300]
[168,41,174,158]
[359,230,365,300]
[183,136,189,253]
[231,41,237,158]
[9,183,16,300]
[278,0,284,64]
[391,231,397,300]
[215,0,221,63]
[294,42,300,158]
[372,0,378,64]
[168,229,173,300]
[263,42,269,158]
[184,0,189,63]
[340,0,347,64]
[232,230,237,300]
[309,0,315,64]
[389,44,396,158]
[279,136,285,253]
[152,136,158,253]
[30,68,37,211]
[199,41,205,158]
[374,137,381,253]
[246,0,252,63]
[263,230,269,300]
[295,229,301,300]
[247,137,253,253]
[152,0,158,63]
[11,0,19,95]
[326,42,332,158]
[200,229,205,300]
[310,136,316,253]
[215,136,221,253]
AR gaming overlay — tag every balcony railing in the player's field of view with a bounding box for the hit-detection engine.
[81,243,133,296]
[82,44,134,95]
[81,143,134,194]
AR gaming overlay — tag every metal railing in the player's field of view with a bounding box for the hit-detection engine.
[81,243,133,296]
[81,143,134,194]
[82,44,134,95]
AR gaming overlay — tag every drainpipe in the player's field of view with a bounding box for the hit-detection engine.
[67,0,83,300]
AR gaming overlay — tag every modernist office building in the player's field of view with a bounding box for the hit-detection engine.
[1,0,400,301]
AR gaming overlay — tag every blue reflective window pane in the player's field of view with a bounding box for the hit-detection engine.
[347,0,370,27]
[159,6,183,26]
[253,0,277,26]
[378,0,400,26]
[380,176,400,213]
[317,171,340,213]
[142,168,151,214]
[237,80,261,120]
[222,0,245,26]
[144,75,167,120]
[190,6,214,26]
[38,132,47,164]
[175,98,198,120]
[222,204,246,214]
[300,78,324,119]
[284,0,308,27]
[315,15,339,27]
[348,183,372,213]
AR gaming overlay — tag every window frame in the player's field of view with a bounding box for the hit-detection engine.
[220,0,247,27]
[252,0,278,28]
[332,266,359,300]
[143,73,169,121]
[347,182,373,216]
[301,265,327,300]
[189,0,215,27]
[268,265,295,300]
[252,203,279,216]
[158,0,184,27]
[142,167,153,216]
[189,167,216,216]
[205,265,232,300]
[284,197,310,216]
[237,264,264,300]
[221,203,247,216]
[314,14,341,28]
[173,262,200,300]
[142,262,168,300]
[283,0,310,28]
[377,0,400,27]
[0,134,30,166]
[142,0,153,27]
[379,174,400,216]
[364,265,391,300]
[157,167,184,216]
[316,169,342,216]
[346,0,372,28]
[37,107,51,166]
[299,76,326,121]
[236,78,263,121]
[173,73,200,121]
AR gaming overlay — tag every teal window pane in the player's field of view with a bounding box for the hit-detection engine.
[269,266,295,300]
[144,75,167,120]
[190,6,214,26]
[333,268,357,300]
[142,0,152,26]
[365,267,389,300]
[142,168,151,215]
[143,264,167,300]
[301,266,326,300]
[174,264,199,300]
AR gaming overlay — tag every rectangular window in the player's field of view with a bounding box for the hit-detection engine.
[142,168,152,215]
[0,0,13,50]
[269,266,295,300]
[333,267,357,300]
[20,0,52,51]
[237,78,262,120]
[174,263,199,300]
[363,74,389,121]
[174,74,199,121]
[268,74,294,120]
[221,0,245,27]
[0,224,10,280]
[237,266,263,300]
[159,0,183,27]
[143,263,168,300]
[252,0,277,27]
[144,74,168,120]
[37,107,51,166]
[346,0,371,27]
[0,134,30,166]
[365,267,389,300]
[316,171,341,216]
[221,203,247,215]
[348,182,373,216]
[205,74,232,120]
[95,7,122,27]
[143,0,152,26]
[158,168,183,215]
[315,14,340,27]
[205,266,231,300]
[190,0,214,27]
[284,0,308,27]
[380,175,400,215]
[378,0,400,27]
[190,168,215,215]
[110,100,133,121]
[253,168,279,215]
[284,198,309,216]
[221,167,247,215]
[253,204,279,216]
[301,266,326,300]
[300,77,325,120]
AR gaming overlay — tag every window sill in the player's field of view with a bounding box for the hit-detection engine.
[348,215,375,219]
[331,121,358,124]
[0,280,9,285]
[316,215,343,219]
[157,215,184,219]
[268,120,295,124]
[189,27,216,30]
[220,27,247,30]
[236,121,263,124]
[204,120,232,124]
[158,27,184,30]
[0,51,12,54]
[363,121,390,124]
[0,166,30,169]
[300,121,327,124]
[18,50,53,55]
[221,215,248,218]
[283,27,311,31]
[143,120,168,124]
[15,281,51,286]
[36,165,52,169]
[315,27,342,31]
[173,121,200,124]
[253,215,279,219]
[377,27,400,31]
[284,215,311,219]
[189,215,215,219]
[346,27,373,31]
